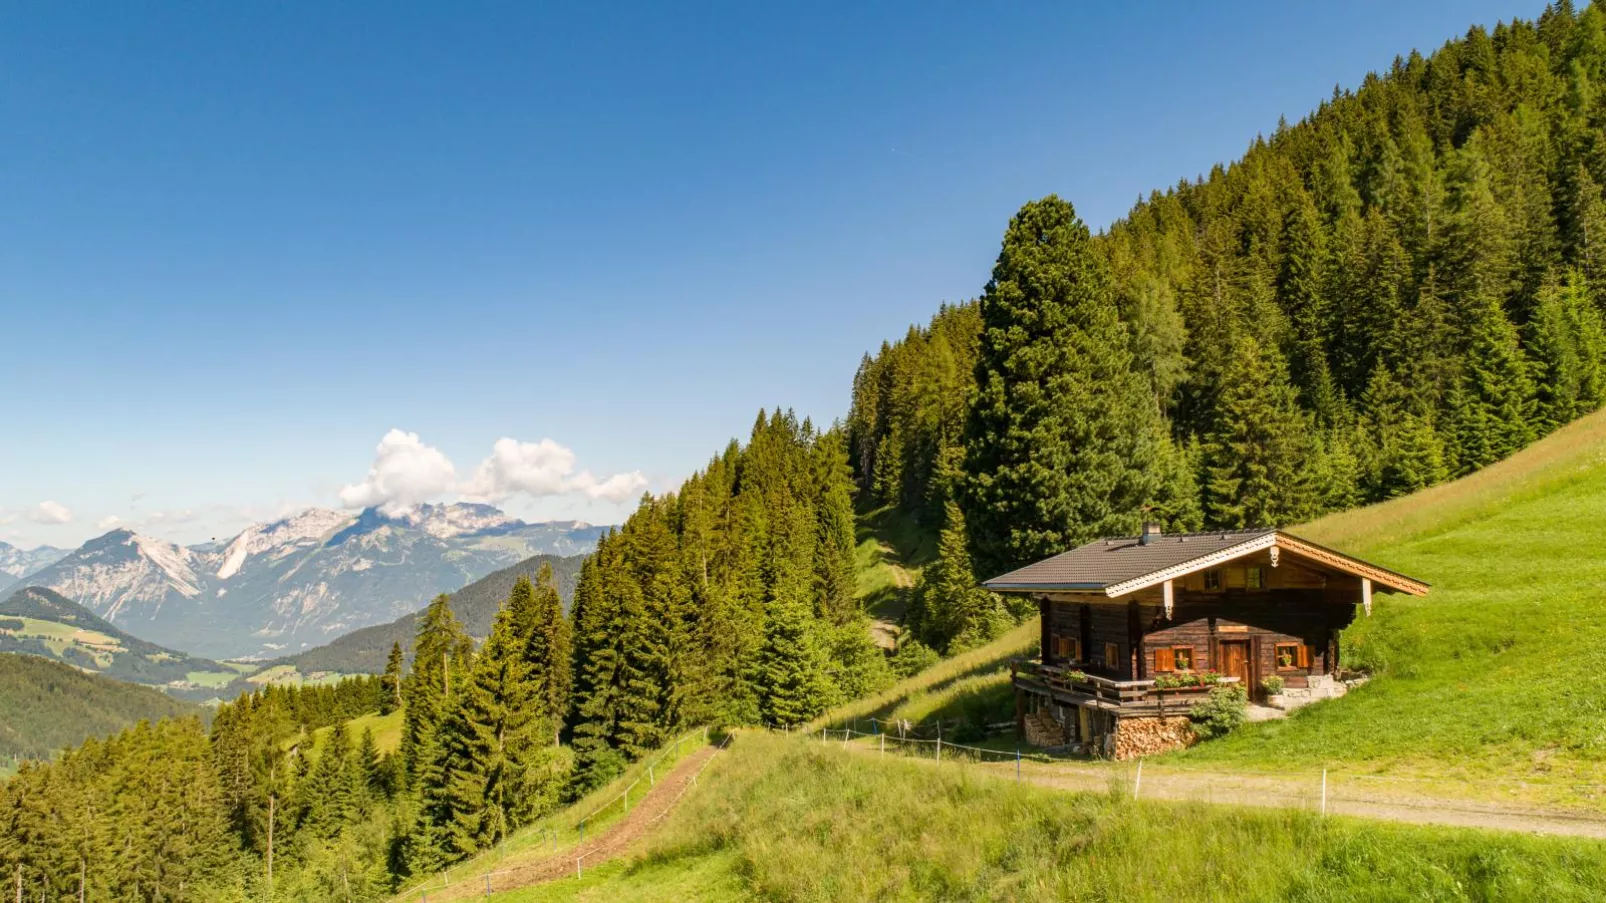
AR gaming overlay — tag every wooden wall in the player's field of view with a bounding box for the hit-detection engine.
[1041,587,1358,691]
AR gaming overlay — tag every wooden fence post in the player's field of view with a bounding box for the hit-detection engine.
[1321,769,1328,816]
[1134,760,1143,800]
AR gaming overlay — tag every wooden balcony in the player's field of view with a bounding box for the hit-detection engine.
[1012,659,1240,717]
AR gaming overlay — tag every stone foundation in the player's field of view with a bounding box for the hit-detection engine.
[1111,715,1196,759]
[1023,710,1069,748]
[1268,674,1350,712]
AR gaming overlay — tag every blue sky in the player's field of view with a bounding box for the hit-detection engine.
[1,1,1530,549]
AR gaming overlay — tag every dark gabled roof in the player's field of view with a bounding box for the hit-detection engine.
[983,529,1275,592]
[982,528,1429,597]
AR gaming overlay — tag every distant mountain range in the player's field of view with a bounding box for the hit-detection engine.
[3,503,608,660]
[276,551,585,676]
[0,541,68,595]
[0,587,241,702]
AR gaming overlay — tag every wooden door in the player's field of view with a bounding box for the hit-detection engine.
[1219,641,1251,690]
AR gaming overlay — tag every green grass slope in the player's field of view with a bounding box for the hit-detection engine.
[1171,408,1606,788]
[0,587,241,700]
[494,732,1606,902]
[0,653,200,761]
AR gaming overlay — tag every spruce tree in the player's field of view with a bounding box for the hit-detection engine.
[811,429,859,624]
[1529,272,1606,431]
[380,641,404,715]
[426,602,540,858]
[400,594,473,788]
[518,564,574,746]
[963,196,1185,577]
[1200,335,1321,527]
[912,502,1010,653]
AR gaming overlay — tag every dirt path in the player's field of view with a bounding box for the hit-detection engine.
[842,740,1606,840]
[867,543,915,650]
[399,745,719,900]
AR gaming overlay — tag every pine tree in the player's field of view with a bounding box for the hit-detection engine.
[811,429,859,624]
[380,641,404,715]
[400,594,473,788]
[1529,272,1606,431]
[517,564,574,746]
[426,602,541,858]
[1200,335,1321,527]
[962,196,1185,577]
[1446,295,1537,472]
[911,502,1010,653]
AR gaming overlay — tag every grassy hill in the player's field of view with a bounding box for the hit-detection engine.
[1165,407,1606,789]
[277,552,585,676]
[0,653,200,764]
[0,586,244,700]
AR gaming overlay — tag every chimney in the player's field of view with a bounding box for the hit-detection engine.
[1140,521,1162,545]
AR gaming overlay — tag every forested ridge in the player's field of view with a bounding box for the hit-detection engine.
[7,6,1606,899]
[0,654,199,762]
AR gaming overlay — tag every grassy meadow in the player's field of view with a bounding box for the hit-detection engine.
[1168,409,1606,793]
[495,731,1606,902]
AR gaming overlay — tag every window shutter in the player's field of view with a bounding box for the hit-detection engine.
[1297,644,1311,668]
[1155,648,1175,671]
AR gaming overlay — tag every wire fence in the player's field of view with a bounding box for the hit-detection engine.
[394,726,729,901]
[802,724,1606,836]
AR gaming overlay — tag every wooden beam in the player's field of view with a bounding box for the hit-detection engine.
[1362,577,1373,616]
[1162,579,1174,620]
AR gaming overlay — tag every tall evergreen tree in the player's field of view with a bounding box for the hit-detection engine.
[1200,335,1322,527]
[962,196,1186,578]
[380,641,405,715]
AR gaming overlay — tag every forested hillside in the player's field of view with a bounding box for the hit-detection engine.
[0,654,198,761]
[851,2,1606,637]
[7,7,1606,901]
[0,587,241,697]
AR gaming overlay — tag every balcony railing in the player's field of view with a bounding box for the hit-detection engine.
[1012,659,1240,711]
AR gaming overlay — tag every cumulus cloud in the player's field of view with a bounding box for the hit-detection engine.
[460,438,649,504]
[573,470,651,503]
[338,429,460,515]
[28,501,73,525]
[144,509,199,525]
[341,429,648,513]
[97,515,124,531]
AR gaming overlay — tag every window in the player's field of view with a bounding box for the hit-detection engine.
[1247,566,1264,590]
[1053,636,1080,661]
[1275,643,1311,670]
[1154,646,1192,672]
[1203,569,1222,590]
[1104,642,1121,669]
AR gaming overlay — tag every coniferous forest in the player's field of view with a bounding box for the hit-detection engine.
[7,7,1606,899]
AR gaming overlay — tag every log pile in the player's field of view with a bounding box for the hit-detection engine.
[1112,715,1195,759]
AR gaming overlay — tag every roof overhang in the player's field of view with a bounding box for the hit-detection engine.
[988,530,1430,599]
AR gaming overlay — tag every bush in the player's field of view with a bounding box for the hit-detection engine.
[889,637,940,679]
[1260,675,1285,695]
[1188,685,1247,740]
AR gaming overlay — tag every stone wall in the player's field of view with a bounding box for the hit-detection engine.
[1111,715,1195,759]
[1024,710,1069,748]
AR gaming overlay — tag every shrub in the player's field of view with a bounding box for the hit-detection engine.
[1188,685,1247,740]
[889,638,940,679]
[1260,675,1285,695]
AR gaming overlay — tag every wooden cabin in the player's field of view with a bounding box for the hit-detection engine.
[984,524,1428,759]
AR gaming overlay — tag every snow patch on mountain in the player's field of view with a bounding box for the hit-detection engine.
[217,508,354,579]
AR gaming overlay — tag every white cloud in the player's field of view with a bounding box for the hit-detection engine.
[339,429,459,516]
[97,515,124,531]
[144,509,199,525]
[341,429,648,513]
[28,501,73,525]
[461,437,648,504]
[575,470,650,503]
